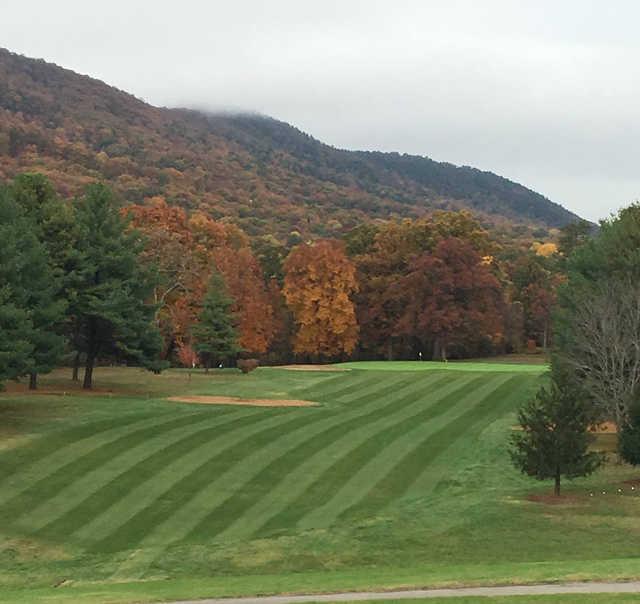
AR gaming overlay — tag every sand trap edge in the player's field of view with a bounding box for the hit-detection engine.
[166,395,317,407]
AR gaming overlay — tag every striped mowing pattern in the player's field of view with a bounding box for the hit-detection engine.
[0,369,537,576]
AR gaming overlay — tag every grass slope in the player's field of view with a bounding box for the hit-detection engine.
[0,363,638,603]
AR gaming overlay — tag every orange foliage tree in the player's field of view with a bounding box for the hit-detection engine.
[127,198,275,357]
[283,240,358,358]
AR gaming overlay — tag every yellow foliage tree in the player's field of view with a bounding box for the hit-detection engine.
[283,240,359,358]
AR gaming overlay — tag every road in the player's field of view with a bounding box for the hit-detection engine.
[170,581,640,603]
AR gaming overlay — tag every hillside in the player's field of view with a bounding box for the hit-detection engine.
[0,48,581,238]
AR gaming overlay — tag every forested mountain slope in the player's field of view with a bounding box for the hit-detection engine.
[0,48,581,238]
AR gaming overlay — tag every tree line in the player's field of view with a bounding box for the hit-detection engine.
[512,205,640,494]
[0,173,577,390]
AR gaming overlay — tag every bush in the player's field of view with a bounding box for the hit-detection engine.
[237,359,259,374]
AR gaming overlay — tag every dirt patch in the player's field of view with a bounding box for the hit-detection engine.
[278,364,349,372]
[623,478,640,487]
[166,395,317,407]
[526,493,583,505]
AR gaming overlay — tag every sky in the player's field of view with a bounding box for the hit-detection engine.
[3,1,640,221]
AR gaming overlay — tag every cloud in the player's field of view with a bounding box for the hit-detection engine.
[3,0,639,220]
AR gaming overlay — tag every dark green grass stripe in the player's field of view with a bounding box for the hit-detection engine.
[0,410,219,525]
[91,410,314,553]
[337,375,523,522]
[255,375,486,537]
[181,373,454,541]
[32,409,270,542]
[405,375,537,499]
[92,373,416,552]
[291,372,355,398]
[0,411,164,482]
[312,373,390,403]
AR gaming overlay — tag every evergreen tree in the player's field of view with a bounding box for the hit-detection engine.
[9,174,67,388]
[510,362,603,496]
[556,205,640,430]
[192,272,240,371]
[72,183,162,389]
[620,398,640,467]
[0,188,58,386]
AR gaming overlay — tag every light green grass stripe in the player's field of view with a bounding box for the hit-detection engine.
[314,373,393,404]
[0,411,161,483]
[101,373,413,557]
[184,375,456,541]
[0,410,203,510]
[12,409,247,535]
[216,374,473,542]
[337,376,525,524]
[290,371,359,399]
[297,374,512,529]
[140,374,413,541]
[405,375,537,498]
[71,409,301,546]
[338,361,547,373]
[111,374,425,577]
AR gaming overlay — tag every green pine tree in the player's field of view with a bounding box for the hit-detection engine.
[9,174,67,388]
[192,271,240,371]
[72,183,163,389]
[510,361,604,496]
[0,188,57,386]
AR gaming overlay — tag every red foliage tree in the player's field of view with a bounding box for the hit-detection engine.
[394,237,503,360]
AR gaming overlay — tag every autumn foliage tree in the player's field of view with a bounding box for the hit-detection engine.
[283,240,359,359]
[347,212,498,360]
[394,237,503,360]
[127,198,275,358]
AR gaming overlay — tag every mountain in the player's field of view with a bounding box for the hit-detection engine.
[0,48,581,239]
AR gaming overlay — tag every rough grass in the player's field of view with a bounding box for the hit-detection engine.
[0,363,638,604]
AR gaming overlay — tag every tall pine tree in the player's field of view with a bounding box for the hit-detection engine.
[0,188,59,387]
[192,271,239,371]
[72,183,162,389]
[9,174,67,388]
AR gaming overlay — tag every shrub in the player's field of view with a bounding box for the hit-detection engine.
[237,359,259,374]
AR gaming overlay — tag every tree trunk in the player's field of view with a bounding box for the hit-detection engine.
[386,340,394,361]
[432,339,441,361]
[83,320,97,390]
[554,467,561,496]
[72,352,80,381]
[29,372,37,390]
[83,356,94,389]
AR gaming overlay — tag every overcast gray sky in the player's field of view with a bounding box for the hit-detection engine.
[3,1,639,221]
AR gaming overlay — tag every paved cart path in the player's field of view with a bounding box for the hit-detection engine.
[170,581,640,604]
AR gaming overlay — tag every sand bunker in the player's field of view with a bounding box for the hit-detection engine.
[166,395,316,407]
[279,364,348,372]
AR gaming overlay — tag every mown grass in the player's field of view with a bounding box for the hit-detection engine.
[337,361,548,373]
[0,363,638,604]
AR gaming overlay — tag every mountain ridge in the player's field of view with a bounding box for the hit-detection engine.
[0,47,582,238]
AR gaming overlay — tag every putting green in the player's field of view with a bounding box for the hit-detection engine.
[336,360,548,372]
